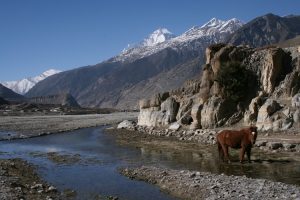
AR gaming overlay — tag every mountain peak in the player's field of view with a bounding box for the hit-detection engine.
[201,18,224,28]
[141,28,175,47]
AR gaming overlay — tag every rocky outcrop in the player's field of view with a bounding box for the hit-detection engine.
[259,48,292,94]
[29,93,80,108]
[138,43,300,131]
[138,95,179,127]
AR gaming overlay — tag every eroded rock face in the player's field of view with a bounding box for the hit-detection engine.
[137,44,299,131]
[244,93,266,124]
[259,48,292,94]
[257,99,282,122]
[190,103,202,129]
[200,96,236,128]
[292,93,300,108]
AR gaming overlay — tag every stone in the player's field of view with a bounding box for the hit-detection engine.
[259,48,292,94]
[138,97,179,127]
[255,141,267,147]
[267,142,283,150]
[117,120,135,129]
[257,99,282,122]
[161,97,180,123]
[293,109,300,123]
[201,96,236,128]
[281,118,293,130]
[282,143,296,149]
[169,122,181,131]
[190,103,202,130]
[292,93,300,108]
[139,99,151,109]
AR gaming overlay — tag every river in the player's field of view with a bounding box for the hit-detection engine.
[0,127,299,199]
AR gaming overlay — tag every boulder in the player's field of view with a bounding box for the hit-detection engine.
[176,99,193,121]
[260,48,292,94]
[281,117,293,130]
[244,94,266,123]
[137,97,179,127]
[190,103,202,130]
[149,94,162,107]
[139,99,151,109]
[293,109,300,123]
[292,93,300,108]
[200,96,236,128]
[161,97,179,123]
[257,99,282,122]
[267,142,283,150]
[168,122,181,131]
[117,120,136,129]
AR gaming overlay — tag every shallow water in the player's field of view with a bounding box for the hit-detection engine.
[0,127,299,199]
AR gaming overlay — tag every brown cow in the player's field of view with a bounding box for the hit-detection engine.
[217,126,258,163]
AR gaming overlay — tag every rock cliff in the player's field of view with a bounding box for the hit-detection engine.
[138,44,300,132]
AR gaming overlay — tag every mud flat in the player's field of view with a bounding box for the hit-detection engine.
[0,158,62,200]
[121,166,300,200]
[0,112,138,140]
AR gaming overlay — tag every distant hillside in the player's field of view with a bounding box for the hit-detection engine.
[227,13,300,47]
[0,84,26,102]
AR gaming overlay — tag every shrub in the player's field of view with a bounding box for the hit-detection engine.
[215,62,251,102]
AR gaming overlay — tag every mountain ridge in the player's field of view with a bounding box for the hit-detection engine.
[27,17,244,109]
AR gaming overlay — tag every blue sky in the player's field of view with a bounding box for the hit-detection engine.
[1,0,299,81]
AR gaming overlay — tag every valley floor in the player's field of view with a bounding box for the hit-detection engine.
[0,113,300,199]
[0,112,138,140]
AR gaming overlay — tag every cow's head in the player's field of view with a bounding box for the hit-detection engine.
[249,126,258,145]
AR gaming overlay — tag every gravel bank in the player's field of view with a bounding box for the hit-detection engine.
[120,166,300,200]
[117,122,300,153]
[0,112,138,140]
[0,158,62,200]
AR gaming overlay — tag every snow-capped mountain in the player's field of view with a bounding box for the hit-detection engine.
[1,69,61,94]
[114,18,244,62]
[140,28,176,47]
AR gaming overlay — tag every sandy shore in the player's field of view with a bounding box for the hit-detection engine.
[120,166,300,200]
[0,112,138,140]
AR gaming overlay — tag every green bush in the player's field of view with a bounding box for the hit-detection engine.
[215,62,250,102]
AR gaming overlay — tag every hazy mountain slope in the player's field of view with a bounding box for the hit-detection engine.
[115,58,202,109]
[1,69,61,94]
[27,18,243,109]
[227,13,300,47]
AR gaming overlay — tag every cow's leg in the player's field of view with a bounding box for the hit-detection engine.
[218,142,224,161]
[246,147,252,163]
[221,144,230,163]
[239,147,246,163]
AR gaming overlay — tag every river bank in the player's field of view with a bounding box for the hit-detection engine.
[120,166,300,200]
[0,112,138,140]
